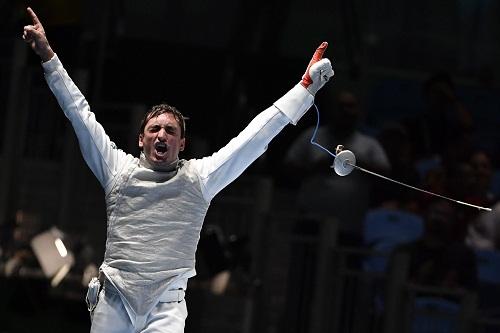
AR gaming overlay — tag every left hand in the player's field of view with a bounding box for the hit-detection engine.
[300,42,334,95]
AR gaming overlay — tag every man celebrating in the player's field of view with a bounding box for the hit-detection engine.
[23,6,334,333]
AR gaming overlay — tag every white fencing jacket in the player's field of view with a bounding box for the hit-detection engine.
[42,54,314,321]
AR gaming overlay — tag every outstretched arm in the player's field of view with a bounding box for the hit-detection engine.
[193,42,334,201]
[22,7,54,62]
[23,7,131,193]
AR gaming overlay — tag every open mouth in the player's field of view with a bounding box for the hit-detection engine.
[154,142,168,157]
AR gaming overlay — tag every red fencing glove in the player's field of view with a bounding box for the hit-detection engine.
[300,42,334,95]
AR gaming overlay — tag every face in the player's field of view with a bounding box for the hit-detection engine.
[138,113,185,166]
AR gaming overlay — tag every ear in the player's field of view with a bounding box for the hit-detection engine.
[138,133,144,149]
[179,138,186,152]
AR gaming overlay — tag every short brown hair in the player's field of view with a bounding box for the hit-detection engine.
[139,103,187,138]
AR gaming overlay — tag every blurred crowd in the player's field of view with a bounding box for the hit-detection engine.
[281,70,500,310]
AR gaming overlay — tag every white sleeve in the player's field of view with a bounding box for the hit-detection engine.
[192,84,314,201]
[42,54,132,192]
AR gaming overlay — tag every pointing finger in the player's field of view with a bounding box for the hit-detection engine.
[27,7,41,25]
[311,42,328,63]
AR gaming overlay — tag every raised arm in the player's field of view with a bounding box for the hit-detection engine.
[193,42,334,201]
[23,8,131,192]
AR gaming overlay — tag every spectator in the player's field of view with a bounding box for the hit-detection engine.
[285,88,391,245]
[469,150,497,207]
[467,201,500,251]
[403,71,473,167]
[392,199,478,292]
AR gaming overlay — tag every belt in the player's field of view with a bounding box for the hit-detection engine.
[159,289,185,303]
[98,271,185,303]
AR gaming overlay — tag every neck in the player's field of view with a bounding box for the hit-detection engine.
[139,152,179,172]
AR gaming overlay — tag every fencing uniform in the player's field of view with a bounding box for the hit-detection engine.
[42,54,314,332]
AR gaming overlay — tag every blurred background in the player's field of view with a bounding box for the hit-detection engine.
[1,0,500,332]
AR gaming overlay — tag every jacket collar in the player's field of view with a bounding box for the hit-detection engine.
[139,152,179,172]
